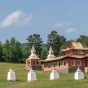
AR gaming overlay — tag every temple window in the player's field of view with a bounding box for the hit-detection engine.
[53,62,56,67]
[71,60,76,66]
[58,62,61,66]
[63,60,67,65]
[36,61,38,64]
[48,63,51,68]
[77,60,81,66]
[78,50,84,55]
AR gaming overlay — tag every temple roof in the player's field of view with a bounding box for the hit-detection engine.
[61,42,88,52]
[70,42,83,49]
[41,54,88,62]
[61,48,88,52]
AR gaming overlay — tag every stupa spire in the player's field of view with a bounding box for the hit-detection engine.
[31,45,36,55]
[49,46,54,55]
[28,45,39,59]
[46,46,56,60]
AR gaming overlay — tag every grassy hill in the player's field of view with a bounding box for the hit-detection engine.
[0,63,88,88]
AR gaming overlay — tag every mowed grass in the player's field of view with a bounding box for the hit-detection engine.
[0,63,88,88]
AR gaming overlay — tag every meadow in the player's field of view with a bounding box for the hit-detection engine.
[0,63,88,88]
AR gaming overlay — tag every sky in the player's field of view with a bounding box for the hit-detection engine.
[0,0,88,43]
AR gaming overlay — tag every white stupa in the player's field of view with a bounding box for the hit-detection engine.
[46,46,56,60]
[74,67,84,80]
[7,67,16,81]
[27,45,39,60]
[27,68,37,81]
[50,68,59,80]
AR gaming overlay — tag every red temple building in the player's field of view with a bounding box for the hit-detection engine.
[25,42,88,73]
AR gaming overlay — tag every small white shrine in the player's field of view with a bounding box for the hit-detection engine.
[7,68,16,81]
[27,68,37,81]
[74,67,84,80]
[50,68,59,80]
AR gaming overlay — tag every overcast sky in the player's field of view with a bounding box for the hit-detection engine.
[0,0,88,43]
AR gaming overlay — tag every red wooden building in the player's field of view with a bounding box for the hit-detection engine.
[41,42,88,73]
[25,42,88,73]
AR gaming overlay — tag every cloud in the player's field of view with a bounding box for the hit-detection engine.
[66,28,76,33]
[0,10,33,28]
[18,14,33,26]
[54,23,63,28]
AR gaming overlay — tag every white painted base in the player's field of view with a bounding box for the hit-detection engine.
[74,68,84,80]
[7,69,16,81]
[27,69,37,81]
[50,69,59,80]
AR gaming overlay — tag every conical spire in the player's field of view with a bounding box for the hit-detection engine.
[31,45,36,55]
[49,46,54,55]
[46,46,56,60]
[28,45,39,59]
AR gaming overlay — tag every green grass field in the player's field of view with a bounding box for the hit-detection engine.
[0,63,88,88]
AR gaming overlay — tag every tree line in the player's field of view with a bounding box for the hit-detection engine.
[0,30,88,63]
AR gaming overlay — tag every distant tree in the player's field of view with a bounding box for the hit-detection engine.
[9,38,23,63]
[3,38,23,63]
[41,43,47,60]
[10,37,16,44]
[27,34,43,58]
[3,39,11,62]
[61,40,71,49]
[76,35,88,47]
[22,43,31,62]
[0,42,3,61]
[47,30,66,56]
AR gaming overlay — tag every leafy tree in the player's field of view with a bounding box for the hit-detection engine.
[3,39,11,62]
[14,41,23,63]
[27,34,43,58]
[3,38,23,63]
[0,42,3,61]
[47,30,66,56]
[76,35,88,47]
[10,37,16,44]
[22,43,31,62]
[61,40,71,49]
[9,38,23,63]
[41,43,47,60]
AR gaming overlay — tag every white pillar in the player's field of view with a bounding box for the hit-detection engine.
[7,68,16,81]
[27,69,37,81]
[50,69,59,80]
[74,68,84,80]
